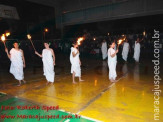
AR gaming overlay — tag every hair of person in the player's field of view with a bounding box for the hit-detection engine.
[108,40,115,46]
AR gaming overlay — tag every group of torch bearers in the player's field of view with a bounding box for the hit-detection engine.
[101,36,142,82]
[0,33,141,85]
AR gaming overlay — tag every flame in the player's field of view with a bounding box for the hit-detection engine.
[5,32,10,37]
[118,39,123,45]
[118,36,126,45]
[122,34,125,37]
[27,34,31,40]
[1,34,6,42]
[93,37,96,41]
[44,28,48,32]
[77,37,84,45]
[143,31,146,36]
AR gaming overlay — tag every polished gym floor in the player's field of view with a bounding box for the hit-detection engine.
[0,54,162,122]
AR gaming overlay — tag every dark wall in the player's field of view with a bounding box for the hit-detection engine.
[61,0,163,26]
[0,0,56,39]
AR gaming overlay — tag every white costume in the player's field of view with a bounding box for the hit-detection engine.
[108,48,117,80]
[133,41,140,62]
[101,42,107,60]
[70,47,81,77]
[42,49,55,82]
[10,48,24,80]
[114,43,117,50]
[122,42,129,61]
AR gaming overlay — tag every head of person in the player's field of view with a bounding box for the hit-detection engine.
[125,38,128,42]
[72,42,78,48]
[44,41,50,48]
[13,42,19,49]
[136,37,140,42]
[108,40,115,48]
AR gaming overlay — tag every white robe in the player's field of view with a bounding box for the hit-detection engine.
[122,42,129,61]
[10,48,24,80]
[42,49,55,82]
[133,41,140,62]
[114,44,117,50]
[70,47,81,77]
[101,42,107,60]
[108,48,117,80]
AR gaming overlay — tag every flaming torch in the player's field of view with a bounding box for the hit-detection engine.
[5,32,10,37]
[77,37,84,46]
[118,39,123,48]
[117,35,126,48]
[27,34,36,51]
[1,34,7,49]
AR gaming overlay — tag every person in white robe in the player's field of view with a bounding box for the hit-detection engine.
[101,39,107,60]
[133,38,141,63]
[35,42,55,85]
[113,39,117,51]
[5,42,26,86]
[122,39,130,62]
[108,41,118,82]
[70,43,84,84]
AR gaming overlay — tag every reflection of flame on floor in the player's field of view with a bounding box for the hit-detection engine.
[122,87,125,92]
[95,80,97,86]
[142,91,145,96]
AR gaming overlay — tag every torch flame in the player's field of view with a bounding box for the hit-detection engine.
[44,28,48,32]
[1,34,6,42]
[5,32,10,37]
[143,31,146,36]
[77,37,84,45]
[118,39,123,45]
[27,34,31,40]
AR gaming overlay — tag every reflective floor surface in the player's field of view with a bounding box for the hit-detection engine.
[0,55,162,122]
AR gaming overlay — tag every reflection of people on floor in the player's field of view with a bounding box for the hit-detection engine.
[35,41,55,85]
[133,64,140,81]
[122,39,130,62]
[122,63,128,76]
[70,42,84,84]
[101,39,108,60]
[102,61,108,76]
[5,42,26,86]
[108,41,118,82]
[133,38,141,63]
[108,84,117,105]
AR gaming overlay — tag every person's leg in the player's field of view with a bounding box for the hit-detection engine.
[72,72,77,84]
[110,78,114,82]
[17,80,21,86]
[79,77,84,82]
[46,81,49,85]
[22,79,26,84]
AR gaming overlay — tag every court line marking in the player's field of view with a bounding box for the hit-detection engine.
[0,67,128,122]
[58,108,102,122]
[77,72,128,115]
